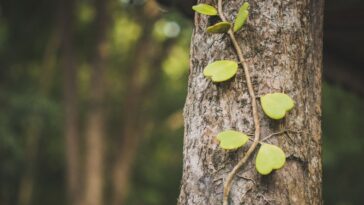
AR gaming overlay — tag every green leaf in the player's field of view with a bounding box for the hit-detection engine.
[192,4,218,16]
[216,130,249,150]
[203,60,238,82]
[255,144,286,175]
[233,2,250,32]
[260,93,295,120]
[207,22,232,33]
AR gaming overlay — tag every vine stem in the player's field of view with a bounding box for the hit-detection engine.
[217,1,261,205]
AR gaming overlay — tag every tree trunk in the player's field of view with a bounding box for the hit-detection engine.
[60,0,81,204]
[111,2,178,203]
[111,27,175,205]
[82,0,109,204]
[111,24,155,205]
[17,17,60,205]
[178,0,323,204]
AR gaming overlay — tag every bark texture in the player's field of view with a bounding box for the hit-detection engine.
[178,0,323,204]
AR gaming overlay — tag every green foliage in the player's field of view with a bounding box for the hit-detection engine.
[261,93,295,120]
[234,2,250,32]
[322,83,364,205]
[192,4,218,16]
[203,60,238,82]
[216,130,249,150]
[255,144,286,175]
[206,22,232,33]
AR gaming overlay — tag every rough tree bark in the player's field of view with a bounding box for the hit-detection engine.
[178,0,323,204]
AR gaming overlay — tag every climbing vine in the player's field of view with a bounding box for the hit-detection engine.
[192,1,296,204]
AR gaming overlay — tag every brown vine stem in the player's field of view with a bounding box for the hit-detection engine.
[217,1,261,205]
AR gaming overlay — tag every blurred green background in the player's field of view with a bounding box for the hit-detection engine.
[0,0,363,205]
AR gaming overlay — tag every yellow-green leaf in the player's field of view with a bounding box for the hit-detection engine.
[261,93,295,120]
[207,22,232,33]
[255,144,286,175]
[203,60,238,82]
[192,4,218,16]
[216,130,249,150]
[233,2,250,32]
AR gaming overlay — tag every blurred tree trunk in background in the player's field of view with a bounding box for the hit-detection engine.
[111,25,154,205]
[17,13,61,205]
[111,34,176,205]
[178,0,323,204]
[111,2,176,204]
[60,0,81,204]
[82,0,110,204]
[17,118,42,205]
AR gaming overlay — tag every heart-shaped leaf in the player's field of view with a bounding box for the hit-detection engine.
[207,22,232,33]
[260,93,295,120]
[233,2,250,32]
[255,143,286,175]
[192,4,218,16]
[203,60,238,82]
[216,130,249,150]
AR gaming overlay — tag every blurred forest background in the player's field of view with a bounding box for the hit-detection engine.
[0,0,363,205]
